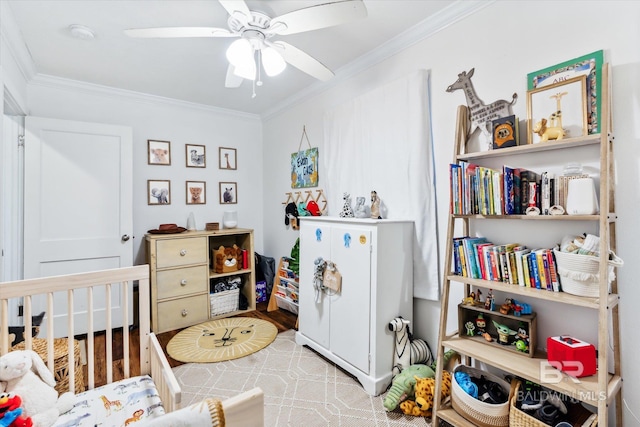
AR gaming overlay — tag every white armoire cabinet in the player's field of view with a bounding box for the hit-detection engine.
[295,217,414,396]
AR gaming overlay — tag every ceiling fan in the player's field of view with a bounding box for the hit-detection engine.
[124,0,367,93]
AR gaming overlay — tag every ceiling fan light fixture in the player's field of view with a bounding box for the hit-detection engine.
[262,47,286,77]
[226,38,253,68]
[232,56,257,81]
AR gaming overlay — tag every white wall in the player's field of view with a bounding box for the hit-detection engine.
[262,1,640,422]
[27,81,263,263]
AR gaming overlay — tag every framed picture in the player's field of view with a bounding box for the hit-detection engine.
[527,50,603,134]
[148,140,171,165]
[186,181,206,204]
[291,147,318,188]
[219,147,237,170]
[148,180,171,205]
[526,75,588,145]
[219,182,237,204]
[186,144,206,168]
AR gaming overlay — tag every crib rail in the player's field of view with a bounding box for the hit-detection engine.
[0,266,167,396]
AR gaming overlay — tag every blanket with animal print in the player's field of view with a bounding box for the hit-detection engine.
[52,375,164,427]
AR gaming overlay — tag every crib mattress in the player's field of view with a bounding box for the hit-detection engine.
[53,375,165,427]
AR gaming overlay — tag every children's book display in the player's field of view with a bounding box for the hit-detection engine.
[433,60,621,426]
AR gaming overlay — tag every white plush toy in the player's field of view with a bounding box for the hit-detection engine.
[0,350,75,427]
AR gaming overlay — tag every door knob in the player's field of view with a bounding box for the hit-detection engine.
[121,234,131,242]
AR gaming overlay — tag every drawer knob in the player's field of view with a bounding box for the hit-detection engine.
[180,279,187,286]
[181,309,188,317]
[180,249,187,256]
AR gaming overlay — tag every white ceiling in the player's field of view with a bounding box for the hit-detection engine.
[6,0,480,116]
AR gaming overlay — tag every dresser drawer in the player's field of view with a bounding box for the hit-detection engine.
[156,237,207,268]
[156,265,208,300]
[157,295,209,332]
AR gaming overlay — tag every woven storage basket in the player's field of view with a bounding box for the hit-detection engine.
[12,337,85,394]
[553,250,623,297]
[451,365,511,427]
[210,288,240,316]
[509,380,597,427]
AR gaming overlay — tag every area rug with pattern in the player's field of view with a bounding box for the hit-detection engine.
[172,329,434,426]
[166,317,278,363]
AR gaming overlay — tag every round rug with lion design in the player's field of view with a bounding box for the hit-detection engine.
[166,317,278,363]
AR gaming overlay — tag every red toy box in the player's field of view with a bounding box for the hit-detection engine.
[547,336,596,377]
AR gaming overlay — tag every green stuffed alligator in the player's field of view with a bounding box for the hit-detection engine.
[382,349,457,412]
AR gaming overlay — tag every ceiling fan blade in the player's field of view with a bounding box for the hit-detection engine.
[274,41,334,81]
[124,27,236,38]
[269,0,367,36]
[225,65,244,88]
[218,0,251,20]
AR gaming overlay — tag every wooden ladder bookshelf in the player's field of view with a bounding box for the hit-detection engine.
[432,64,623,426]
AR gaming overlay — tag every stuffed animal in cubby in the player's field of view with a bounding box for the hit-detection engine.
[213,245,243,273]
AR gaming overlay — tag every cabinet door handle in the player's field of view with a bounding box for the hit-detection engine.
[181,309,188,317]
[180,249,187,256]
[180,279,187,286]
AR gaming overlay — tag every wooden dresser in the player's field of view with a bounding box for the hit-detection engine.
[146,229,256,333]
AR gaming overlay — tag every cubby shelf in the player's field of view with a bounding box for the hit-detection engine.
[441,336,621,406]
[447,274,620,310]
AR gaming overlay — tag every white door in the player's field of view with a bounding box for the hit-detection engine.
[23,116,133,336]
[329,225,371,373]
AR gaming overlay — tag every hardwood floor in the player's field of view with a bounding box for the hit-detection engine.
[85,302,298,386]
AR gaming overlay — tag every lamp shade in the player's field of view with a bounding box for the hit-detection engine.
[226,39,252,67]
[226,39,256,80]
[262,47,286,77]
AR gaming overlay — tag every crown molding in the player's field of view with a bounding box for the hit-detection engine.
[0,2,37,82]
[30,74,261,121]
[261,0,494,120]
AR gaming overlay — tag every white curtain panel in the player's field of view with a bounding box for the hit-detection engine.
[323,69,439,300]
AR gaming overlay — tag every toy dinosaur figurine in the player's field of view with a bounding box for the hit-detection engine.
[383,349,458,412]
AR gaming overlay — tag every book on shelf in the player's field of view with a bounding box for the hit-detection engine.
[492,115,519,149]
[492,170,503,215]
[501,243,521,283]
[540,172,555,215]
[542,250,553,291]
[546,249,561,292]
[528,251,541,288]
[514,248,532,286]
[503,166,516,215]
[476,242,494,280]
[536,249,549,290]
[462,237,486,279]
[519,169,539,214]
[452,237,466,275]
[449,164,461,214]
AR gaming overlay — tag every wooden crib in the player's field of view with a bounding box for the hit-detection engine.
[0,265,264,426]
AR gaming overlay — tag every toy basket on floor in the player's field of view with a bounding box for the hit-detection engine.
[12,337,85,394]
[553,250,623,297]
[451,364,511,427]
[210,288,240,316]
[509,380,597,427]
